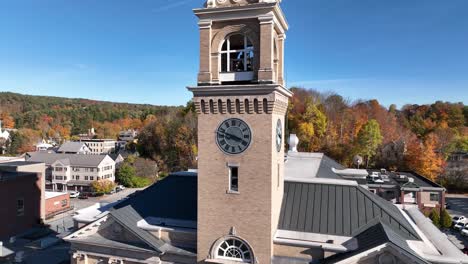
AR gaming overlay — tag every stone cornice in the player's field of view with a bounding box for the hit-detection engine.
[193,3,288,33]
[187,84,293,98]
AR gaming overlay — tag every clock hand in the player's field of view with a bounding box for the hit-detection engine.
[224,132,243,142]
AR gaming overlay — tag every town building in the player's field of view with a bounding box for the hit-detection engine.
[35,140,54,152]
[118,129,138,142]
[45,191,71,219]
[0,161,46,240]
[57,142,91,154]
[25,152,115,192]
[78,128,96,140]
[77,139,116,155]
[64,1,468,263]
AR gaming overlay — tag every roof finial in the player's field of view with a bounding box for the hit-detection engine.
[288,134,299,152]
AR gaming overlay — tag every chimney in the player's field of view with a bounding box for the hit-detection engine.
[288,134,299,152]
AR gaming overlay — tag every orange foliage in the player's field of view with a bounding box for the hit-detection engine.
[0,112,15,128]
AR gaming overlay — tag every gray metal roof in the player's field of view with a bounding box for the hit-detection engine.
[108,172,197,255]
[285,152,345,180]
[26,152,110,167]
[57,142,88,153]
[278,181,420,240]
[323,221,429,263]
[112,172,197,223]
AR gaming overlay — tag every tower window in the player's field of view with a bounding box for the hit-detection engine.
[221,34,253,72]
[229,166,239,192]
[17,198,24,216]
[220,34,254,82]
[216,237,253,263]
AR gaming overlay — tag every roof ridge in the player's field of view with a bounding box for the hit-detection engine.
[356,185,420,240]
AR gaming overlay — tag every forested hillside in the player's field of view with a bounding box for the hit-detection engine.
[0,92,182,152]
[286,88,467,185]
[1,90,466,189]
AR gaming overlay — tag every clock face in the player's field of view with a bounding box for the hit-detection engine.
[216,118,252,155]
[276,119,283,152]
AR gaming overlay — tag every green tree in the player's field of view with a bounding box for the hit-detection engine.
[429,208,441,228]
[117,163,136,187]
[357,119,383,168]
[440,209,452,229]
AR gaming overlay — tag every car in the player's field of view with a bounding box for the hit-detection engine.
[69,191,80,198]
[116,185,126,191]
[454,222,467,231]
[452,216,466,226]
[463,247,468,255]
[461,226,468,236]
[78,193,89,199]
[445,202,451,209]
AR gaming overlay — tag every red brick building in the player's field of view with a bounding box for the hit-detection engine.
[45,191,71,219]
[0,162,45,240]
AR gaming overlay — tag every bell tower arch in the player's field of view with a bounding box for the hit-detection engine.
[188,1,290,263]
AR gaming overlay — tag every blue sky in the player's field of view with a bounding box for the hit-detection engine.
[0,0,466,108]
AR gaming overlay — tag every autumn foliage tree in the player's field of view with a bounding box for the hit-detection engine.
[356,119,383,168]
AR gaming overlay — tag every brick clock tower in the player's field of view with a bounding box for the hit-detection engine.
[188,0,290,263]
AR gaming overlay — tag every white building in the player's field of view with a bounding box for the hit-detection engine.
[26,152,116,192]
[118,129,138,142]
[77,139,116,155]
[0,127,9,142]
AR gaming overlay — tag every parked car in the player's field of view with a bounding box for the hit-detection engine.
[463,247,468,255]
[69,191,80,198]
[454,222,467,231]
[452,216,466,226]
[461,226,468,236]
[78,193,89,199]
[116,185,125,191]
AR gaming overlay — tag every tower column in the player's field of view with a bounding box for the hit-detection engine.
[258,15,275,83]
[198,19,213,85]
[277,34,286,86]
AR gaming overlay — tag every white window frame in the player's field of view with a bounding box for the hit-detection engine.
[219,34,254,82]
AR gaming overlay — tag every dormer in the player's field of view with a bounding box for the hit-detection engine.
[195,0,288,86]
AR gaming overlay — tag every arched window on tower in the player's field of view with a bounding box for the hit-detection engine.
[220,34,254,82]
[215,237,253,263]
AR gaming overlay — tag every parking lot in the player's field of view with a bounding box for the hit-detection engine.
[446,195,468,250]
[447,196,468,217]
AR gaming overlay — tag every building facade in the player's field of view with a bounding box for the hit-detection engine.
[26,152,115,192]
[78,139,116,155]
[45,191,71,219]
[0,162,46,240]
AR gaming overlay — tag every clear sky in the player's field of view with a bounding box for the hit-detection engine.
[0,0,467,108]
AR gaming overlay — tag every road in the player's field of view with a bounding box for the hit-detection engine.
[7,188,144,264]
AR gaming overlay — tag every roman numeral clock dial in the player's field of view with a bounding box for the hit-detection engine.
[216,118,252,155]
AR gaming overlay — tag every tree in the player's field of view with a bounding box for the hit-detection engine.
[440,209,452,229]
[0,112,15,128]
[429,208,441,228]
[116,163,136,187]
[91,180,116,195]
[356,119,383,168]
